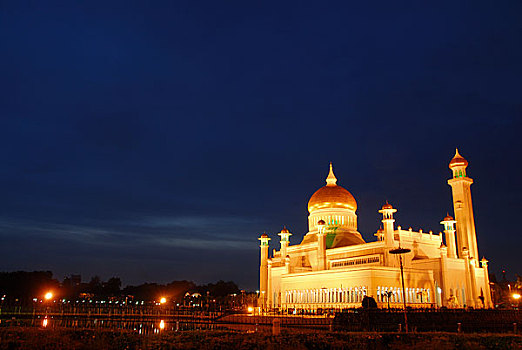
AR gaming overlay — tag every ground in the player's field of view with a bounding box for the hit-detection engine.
[1,328,522,350]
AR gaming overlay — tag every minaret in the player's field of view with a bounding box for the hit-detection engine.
[448,149,479,263]
[379,202,396,246]
[440,214,457,258]
[278,227,292,259]
[258,233,270,310]
[316,220,327,270]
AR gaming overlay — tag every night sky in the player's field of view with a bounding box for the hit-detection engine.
[1,1,521,290]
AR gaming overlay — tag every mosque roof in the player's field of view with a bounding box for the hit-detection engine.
[307,163,357,213]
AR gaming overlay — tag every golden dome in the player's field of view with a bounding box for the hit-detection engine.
[449,148,468,168]
[307,163,357,213]
[443,214,454,221]
[382,202,393,210]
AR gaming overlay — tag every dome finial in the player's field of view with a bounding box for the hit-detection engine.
[326,162,337,186]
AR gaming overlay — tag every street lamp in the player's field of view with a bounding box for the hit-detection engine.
[160,297,167,304]
[44,292,53,301]
[389,247,411,332]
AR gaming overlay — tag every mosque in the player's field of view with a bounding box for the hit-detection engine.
[258,150,493,310]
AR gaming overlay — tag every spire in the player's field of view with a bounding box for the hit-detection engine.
[326,162,337,186]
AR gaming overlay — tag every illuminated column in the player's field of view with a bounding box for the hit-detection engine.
[469,257,479,307]
[278,227,292,259]
[462,247,475,307]
[481,258,493,308]
[267,260,272,308]
[317,220,327,270]
[258,233,270,310]
[284,255,291,274]
[440,215,457,258]
[439,244,450,307]
[448,149,479,263]
[379,202,396,247]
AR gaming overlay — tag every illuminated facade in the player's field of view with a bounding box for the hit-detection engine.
[259,150,493,310]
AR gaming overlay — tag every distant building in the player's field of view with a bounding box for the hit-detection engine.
[259,150,493,310]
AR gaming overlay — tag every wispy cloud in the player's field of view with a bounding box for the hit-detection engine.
[0,215,260,250]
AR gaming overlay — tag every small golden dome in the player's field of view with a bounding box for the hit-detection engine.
[449,148,468,168]
[382,202,393,210]
[443,214,454,221]
[308,164,357,213]
[260,233,268,238]
[280,227,290,233]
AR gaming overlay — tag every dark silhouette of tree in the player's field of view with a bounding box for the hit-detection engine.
[0,271,59,304]
[103,277,122,296]
[87,276,103,295]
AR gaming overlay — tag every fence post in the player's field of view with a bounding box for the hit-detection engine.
[514,323,517,334]
[457,322,461,333]
[398,323,402,332]
[272,318,281,335]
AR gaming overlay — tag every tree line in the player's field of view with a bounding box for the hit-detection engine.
[0,271,241,305]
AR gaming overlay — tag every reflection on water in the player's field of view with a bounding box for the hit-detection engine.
[12,315,223,335]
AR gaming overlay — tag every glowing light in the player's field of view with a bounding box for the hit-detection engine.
[247,306,254,313]
[159,320,165,330]
[42,318,48,327]
[513,293,521,300]
[44,292,53,300]
[160,297,167,304]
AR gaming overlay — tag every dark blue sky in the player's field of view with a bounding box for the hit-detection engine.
[1,1,521,289]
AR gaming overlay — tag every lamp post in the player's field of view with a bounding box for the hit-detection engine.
[389,247,411,332]
[513,293,521,309]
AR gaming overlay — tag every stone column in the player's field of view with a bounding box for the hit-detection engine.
[440,245,449,307]
[481,258,493,308]
[462,247,475,307]
[317,220,327,270]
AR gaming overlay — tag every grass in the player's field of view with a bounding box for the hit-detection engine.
[0,328,521,349]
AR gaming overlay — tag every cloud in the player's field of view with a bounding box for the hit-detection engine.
[0,215,260,250]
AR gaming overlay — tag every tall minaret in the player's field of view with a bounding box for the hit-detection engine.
[258,233,270,309]
[278,227,292,259]
[447,149,479,263]
[379,202,396,247]
[440,214,457,259]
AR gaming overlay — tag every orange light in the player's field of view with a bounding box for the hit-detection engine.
[159,320,165,330]
[160,297,167,304]
[42,318,48,327]
[44,292,53,300]
[247,306,254,313]
[513,293,521,300]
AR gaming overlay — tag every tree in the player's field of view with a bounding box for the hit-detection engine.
[103,277,122,296]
